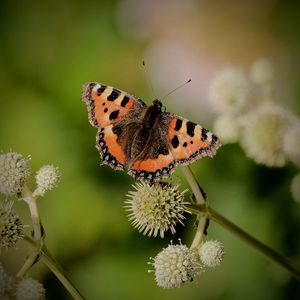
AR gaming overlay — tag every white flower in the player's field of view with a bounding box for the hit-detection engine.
[291,174,300,203]
[283,121,300,167]
[16,277,45,300]
[33,165,61,197]
[250,58,274,85]
[240,103,293,167]
[0,152,31,196]
[213,114,240,144]
[198,240,224,267]
[209,67,250,113]
[0,201,24,251]
[150,242,201,288]
[125,182,187,238]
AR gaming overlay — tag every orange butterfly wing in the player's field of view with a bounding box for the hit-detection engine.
[128,114,221,182]
[167,116,221,165]
[82,82,146,170]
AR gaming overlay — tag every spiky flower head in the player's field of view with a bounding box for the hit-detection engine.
[0,201,24,251]
[16,277,45,300]
[0,152,31,196]
[198,240,224,267]
[240,103,293,167]
[250,58,274,85]
[209,67,250,113]
[213,113,240,144]
[0,263,15,299]
[291,173,300,203]
[283,122,300,167]
[125,182,187,238]
[150,242,201,288]
[33,165,61,197]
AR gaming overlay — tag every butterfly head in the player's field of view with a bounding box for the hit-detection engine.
[151,99,163,112]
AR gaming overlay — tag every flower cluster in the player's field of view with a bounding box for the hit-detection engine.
[125,181,187,238]
[149,240,224,288]
[0,151,61,297]
[126,182,225,288]
[210,59,300,202]
[0,263,45,300]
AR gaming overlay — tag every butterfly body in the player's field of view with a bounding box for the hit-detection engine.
[82,82,221,182]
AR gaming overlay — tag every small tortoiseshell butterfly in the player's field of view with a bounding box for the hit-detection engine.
[82,83,221,182]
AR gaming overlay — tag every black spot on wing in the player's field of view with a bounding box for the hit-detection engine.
[174,119,183,131]
[201,128,208,141]
[120,95,130,107]
[212,134,219,145]
[171,135,179,149]
[183,142,187,147]
[97,85,106,96]
[109,110,120,120]
[186,121,196,137]
[107,89,120,101]
[104,108,108,113]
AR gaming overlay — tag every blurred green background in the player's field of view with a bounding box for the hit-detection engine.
[1,1,300,299]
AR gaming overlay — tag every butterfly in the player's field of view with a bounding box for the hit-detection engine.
[82,82,221,183]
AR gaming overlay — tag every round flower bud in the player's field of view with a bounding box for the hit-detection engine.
[0,152,31,196]
[291,173,300,203]
[0,201,24,251]
[125,182,187,238]
[33,165,61,197]
[209,67,250,113]
[150,243,200,288]
[283,122,300,167]
[16,277,45,300]
[240,103,292,167]
[198,240,224,267]
[250,58,274,85]
[213,114,240,144]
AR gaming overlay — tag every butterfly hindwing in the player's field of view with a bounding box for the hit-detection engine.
[96,126,126,170]
[127,113,221,182]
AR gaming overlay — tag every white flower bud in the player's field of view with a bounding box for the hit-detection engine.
[250,58,274,85]
[0,201,24,251]
[16,277,45,300]
[198,240,224,267]
[240,103,293,167]
[283,122,300,167]
[150,242,201,288]
[209,68,250,113]
[213,114,240,144]
[125,182,187,238]
[33,165,61,197]
[0,152,31,195]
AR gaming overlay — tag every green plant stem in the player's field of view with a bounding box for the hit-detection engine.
[24,236,86,300]
[22,185,42,241]
[186,203,300,282]
[181,166,208,248]
[17,185,43,278]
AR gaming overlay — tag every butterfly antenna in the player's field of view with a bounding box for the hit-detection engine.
[162,79,192,101]
[142,60,156,99]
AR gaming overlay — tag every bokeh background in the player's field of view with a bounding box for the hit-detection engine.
[1,1,300,299]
